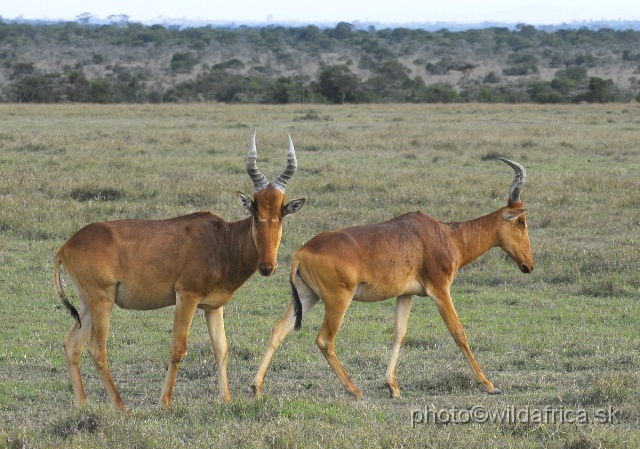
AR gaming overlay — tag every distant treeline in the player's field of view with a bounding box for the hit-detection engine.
[1,20,640,103]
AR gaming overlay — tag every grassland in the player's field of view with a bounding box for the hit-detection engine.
[0,103,638,448]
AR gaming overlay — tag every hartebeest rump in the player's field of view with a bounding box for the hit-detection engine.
[54,132,305,411]
[252,157,533,399]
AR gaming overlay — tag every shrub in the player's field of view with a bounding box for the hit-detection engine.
[420,82,460,103]
[69,187,125,202]
[585,77,615,103]
[503,64,539,76]
[425,58,451,75]
[170,52,199,74]
[212,59,245,70]
[476,87,504,103]
[559,66,588,82]
[364,60,414,102]
[483,71,501,84]
[91,53,105,64]
[318,65,364,104]
[528,81,564,103]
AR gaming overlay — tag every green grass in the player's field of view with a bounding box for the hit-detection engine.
[1,103,639,448]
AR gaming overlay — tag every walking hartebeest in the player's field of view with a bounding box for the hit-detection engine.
[54,132,305,411]
[252,157,533,399]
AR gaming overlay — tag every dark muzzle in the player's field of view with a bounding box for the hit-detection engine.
[259,263,276,276]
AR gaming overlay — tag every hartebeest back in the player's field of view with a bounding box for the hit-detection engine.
[54,132,305,411]
[252,157,533,399]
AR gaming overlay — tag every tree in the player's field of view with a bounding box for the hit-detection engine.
[476,86,506,103]
[586,77,615,103]
[364,60,413,102]
[10,62,35,79]
[426,58,451,75]
[108,15,130,27]
[171,52,199,74]
[528,81,564,103]
[515,23,537,38]
[560,66,588,82]
[318,65,363,104]
[76,13,92,25]
[550,77,578,100]
[483,72,501,84]
[327,22,354,39]
[269,77,312,104]
[420,83,461,103]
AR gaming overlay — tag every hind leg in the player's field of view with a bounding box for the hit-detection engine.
[385,295,413,398]
[251,280,319,398]
[316,293,361,399]
[85,297,128,411]
[63,304,91,407]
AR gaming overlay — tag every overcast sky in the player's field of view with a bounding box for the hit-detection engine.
[2,0,639,26]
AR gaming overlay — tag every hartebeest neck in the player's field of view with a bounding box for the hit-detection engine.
[223,217,260,279]
[446,209,503,269]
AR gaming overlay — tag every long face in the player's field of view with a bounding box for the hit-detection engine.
[238,186,305,276]
[494,157,534,274]
[498,206,535,274]
[241,132,306,275]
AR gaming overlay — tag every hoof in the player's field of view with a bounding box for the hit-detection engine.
[350,389,364,400]
[250,385,262,399]
[385,383,401,398]
[159,402,171,411]
[488,387,503,395]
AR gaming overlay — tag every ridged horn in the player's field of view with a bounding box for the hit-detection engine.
[271,134,297,193]
[246,130,269,192]
[496,156,526,203]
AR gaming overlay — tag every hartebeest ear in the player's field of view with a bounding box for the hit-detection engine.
[236,191,257,215]
[283,198,306,216]
[502,208,527,221]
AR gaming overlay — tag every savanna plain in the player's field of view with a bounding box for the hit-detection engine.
[0,103,638,448]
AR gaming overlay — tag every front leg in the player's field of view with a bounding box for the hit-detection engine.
[431,287,501,395]
[160,294,199,409]
[205,307,231,402]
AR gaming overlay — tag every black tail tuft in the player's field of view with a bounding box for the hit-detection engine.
[291,277,303,331]
[62,298,81,327]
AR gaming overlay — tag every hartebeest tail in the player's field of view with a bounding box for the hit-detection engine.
[56,132,305,412]
[252,156,534,400]
[54,258,80,325]
[291,277,303,331]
